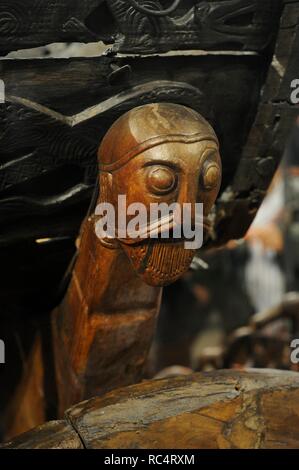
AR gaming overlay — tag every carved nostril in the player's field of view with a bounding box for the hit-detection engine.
[201,162,221,191]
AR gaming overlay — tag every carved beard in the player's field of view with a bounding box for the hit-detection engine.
[122,240,195,287]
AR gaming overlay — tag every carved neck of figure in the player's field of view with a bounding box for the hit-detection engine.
[53,214,162,414]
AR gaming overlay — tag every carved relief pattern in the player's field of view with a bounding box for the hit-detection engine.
[0,0,282,54]
[107,0,281,53]
[0,0,100,50]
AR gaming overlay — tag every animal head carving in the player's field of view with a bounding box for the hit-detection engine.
[97,103,221,287]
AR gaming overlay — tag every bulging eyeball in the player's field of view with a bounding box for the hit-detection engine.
[147,166,177,195]
[201,160,221,191]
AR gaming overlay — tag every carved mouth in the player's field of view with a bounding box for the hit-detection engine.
[119,214,211,245]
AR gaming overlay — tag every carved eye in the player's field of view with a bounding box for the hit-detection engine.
[201,160,221,190]
[147,167,177,195]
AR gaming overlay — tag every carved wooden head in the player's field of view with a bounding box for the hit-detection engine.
[97,103,221,287]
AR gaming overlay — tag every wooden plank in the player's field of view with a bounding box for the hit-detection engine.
[2,420,83,449]
[0,0,101,54]
[3,369,299,449]
[0,0,282,55]
[66,370,299,449]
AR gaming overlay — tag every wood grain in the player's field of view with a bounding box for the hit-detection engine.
[2,420,83,449]
[3,370,299,449]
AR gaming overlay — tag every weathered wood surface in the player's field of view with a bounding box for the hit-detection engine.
[0,0,282,55]
[3,370,299,449]
[2,421,83,449]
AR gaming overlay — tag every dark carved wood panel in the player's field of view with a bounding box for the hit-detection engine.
[0,0,282,55]
[214,0,299,243]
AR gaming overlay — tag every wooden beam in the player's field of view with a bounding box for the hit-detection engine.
[3,370,299,449]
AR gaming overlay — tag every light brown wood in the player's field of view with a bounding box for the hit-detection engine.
[4,335,46,441]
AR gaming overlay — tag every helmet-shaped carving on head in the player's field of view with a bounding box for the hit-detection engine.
[97,103,222,287]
